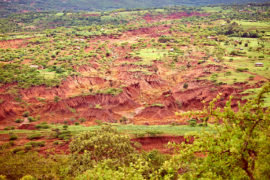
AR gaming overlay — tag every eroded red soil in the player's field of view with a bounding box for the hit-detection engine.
[0,12,264,130]
[131,136,194,153]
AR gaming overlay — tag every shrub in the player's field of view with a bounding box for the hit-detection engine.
[53,141,62,145]
[183,82,188,89]
[95,104,102,109]
[236,68,248,72]
[57,131,71,140]
[95,120,103,125]
[26,141,45,147]
[35,123,50,129]
[120,116,128,124]
[249,76,255,80]
[27,116,35,122]
[0,151,68,180]
[54,96,61,102]
[27,133,43,140]
[0,175,6,180]
[188,119,197,127]
[22,111,30,117]
[69,125,136,175]
[24,145,32,151]
[12,147,25,154]
[15,119,23,123]
[4,126,15,130]
[79,118,86,123]
[74,122,79,125]
[144,150,168,171]
[9,134,18,141]
[20,175,35,180]
[146,130,163,137]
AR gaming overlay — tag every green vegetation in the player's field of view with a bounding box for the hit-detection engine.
[0,2,269,179]
[241,87,270,107]
[27,133,43,140]
[132,48,167,66]
[169,84,270,179]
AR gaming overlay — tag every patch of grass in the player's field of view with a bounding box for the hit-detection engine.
[201,70,252,85]
[51,124,215,136]
[151,103,165,107]
[132,48,167,66]
[241,88,270,107]
[96,88,123,96]
[0,125,215,137]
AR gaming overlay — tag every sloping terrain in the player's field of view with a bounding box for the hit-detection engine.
[0,0,269,16]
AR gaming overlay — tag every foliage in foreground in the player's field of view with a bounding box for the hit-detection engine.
[69,125,137,175]
[0,84,269,179]
[0,152,68,180]
[169,83,270,179]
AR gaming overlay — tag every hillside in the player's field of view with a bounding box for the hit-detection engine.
[0,2,269,179]
[0,0,269,16]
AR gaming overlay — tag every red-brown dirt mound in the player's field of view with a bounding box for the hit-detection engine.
[132,136,194,153]
[82,108,120,122]
[134,91,179,122]
[0,39,29,49]
[0,94,22,121]
[20,76,107,101]
[172,80,246,110]
[43,84,141,122]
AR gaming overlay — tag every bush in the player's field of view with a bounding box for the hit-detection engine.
[57,130,71,140]
[69,125,136,175]
[79,118,86,123]
[183,83,188,89]
[25,141,45,147]
[12,147,25,154]
[27,134,43,140]
[24,145,32,151]
[4,126,15,130]
[9,134,18,141]
[53,141,62,145]
[15,119,23,123]
[120,116,128,124]
[22,111,30,117]
[27,117,35,122]
[146,130,162,137]
[188,119,197,127]
[0,151,68,180]
[20,175,35,180]
[236,68,248,72]
[35,123,50,129]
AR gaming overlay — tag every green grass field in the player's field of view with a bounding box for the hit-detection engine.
[0,124,215,137]
[133,48,167,66]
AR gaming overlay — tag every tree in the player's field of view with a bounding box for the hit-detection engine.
[169,83,270,179]
[69,125,136,175]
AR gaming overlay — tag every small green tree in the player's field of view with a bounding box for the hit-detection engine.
[169,83,270,179]
[69,125,136,175]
